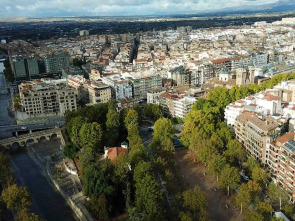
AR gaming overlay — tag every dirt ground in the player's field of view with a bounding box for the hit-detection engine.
[175,148,245,221]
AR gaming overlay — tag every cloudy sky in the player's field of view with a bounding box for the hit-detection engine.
[0,0,280,18]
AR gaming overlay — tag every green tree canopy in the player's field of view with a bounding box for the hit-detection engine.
[79,122,103,152]
[246,157,259,173]
[63,144,78,160]
[153,118,175,142]
[1,184,31,211]
[179,212,193,221]
[124,109,139,128]
[134,161,153,182]
[78,146,95,170]
[208,154,226,182]
[135,174,164,221]
[219,165,240,196]
[180,110,215,147]
[182,186,208,219]
[127,123,142,148]
[282,203,294,217]
[0,153,13,187]
[82,162,115,197]
[17,209,43,221]
[257,201,273,220]
[67,116,89,147]
[267,183,289,210]
[224,139,245,165]
[236,183,251,214]
[197,146,218,164]
[106,109,120,146]
[106,109,120,130]
[251,167,269,186]
[143,104,163,121]
[208,133,224,152]
[128,143,149,167]
[208,86,231,109]
[88,194,110,220]
[72,57,84,67]
[246,211,264,221]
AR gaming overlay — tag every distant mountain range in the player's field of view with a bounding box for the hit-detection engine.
[0,0,294,22]
[213,0,295,15]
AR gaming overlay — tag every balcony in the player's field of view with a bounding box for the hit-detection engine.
[288,171,294,178]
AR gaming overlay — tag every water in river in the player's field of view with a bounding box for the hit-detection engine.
[0,61,13,137]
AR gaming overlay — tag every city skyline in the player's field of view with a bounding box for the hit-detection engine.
[0,0,286,18]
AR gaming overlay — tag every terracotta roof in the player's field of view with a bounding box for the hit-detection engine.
[107,147,127,162]
[134,58,147,63]
[236,111,255,124]
[263,94,281,101]
[211,58,231,64]
[275,132,295,145]
[248,115,279,132]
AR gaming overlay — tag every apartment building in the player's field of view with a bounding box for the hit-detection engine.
[129,75,162,101]
[169,66,190,86]
[268,132,295,202]
[61,66,84,79]
[88,81,112,105]
[101,75,133,100]
[19,79,78,118]
[12,55,39,81]
[235,112,279,164]
[44,54,70,74]
[158,92,196,119]
[147,88,166,104]
[211,58,232,73]
[117,98,137,111]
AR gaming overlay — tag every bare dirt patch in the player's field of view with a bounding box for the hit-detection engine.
[175,148,245,221]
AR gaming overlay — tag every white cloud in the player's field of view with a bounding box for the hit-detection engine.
[0,0,280,18]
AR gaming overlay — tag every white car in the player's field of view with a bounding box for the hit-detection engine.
[20,126,27,130]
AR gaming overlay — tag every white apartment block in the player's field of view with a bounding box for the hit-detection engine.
[147,88,166,104]
[101,75,133,100]
[173,96,196,119]
[158,92,196,119]
[224,90,284,127]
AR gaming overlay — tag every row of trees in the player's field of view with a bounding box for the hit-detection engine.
[148,117,210,221]
[64,102,166,220]
[143,103,164,121]
[234,157,294,221]
[3,59,14,83]
[206,72,295,110]
[0,153,42,221]
[180,72,295,220]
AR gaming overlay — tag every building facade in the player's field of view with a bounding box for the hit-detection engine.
[19,79,78,118]
[268,133,295,202]
[88,82,112,105]
[147,88,166,104]
[235,112,279,164]
[130,75,162,101]
[158,92,196,119]
[44,54,70,74]
[12,56,39,81]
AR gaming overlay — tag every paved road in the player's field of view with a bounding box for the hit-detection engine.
[0,122,64,133]
[12,148,76,221]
